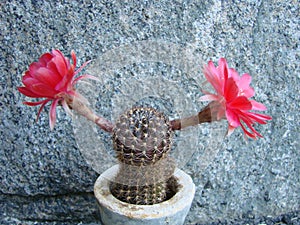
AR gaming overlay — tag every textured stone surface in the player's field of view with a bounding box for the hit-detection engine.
[0,0,299,224]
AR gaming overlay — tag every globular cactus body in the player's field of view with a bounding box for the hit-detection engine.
[113,107,172,166]
[111,107,177,205]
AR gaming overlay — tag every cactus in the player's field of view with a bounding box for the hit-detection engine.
[111,107,178,205]
[17,50,272,206]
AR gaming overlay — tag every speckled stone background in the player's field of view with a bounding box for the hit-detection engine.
[0,0,299,225]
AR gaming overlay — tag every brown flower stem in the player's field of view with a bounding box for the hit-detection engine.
[69,99,114,133]
[170,101,220,131]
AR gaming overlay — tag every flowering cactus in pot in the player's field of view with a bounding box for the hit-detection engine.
[18,49,271,224]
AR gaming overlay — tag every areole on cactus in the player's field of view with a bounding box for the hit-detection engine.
[18,49,272,206]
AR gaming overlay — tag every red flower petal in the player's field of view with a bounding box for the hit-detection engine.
[228,68,240,81]
[225,109,240,128]
[23,100,48,106]
[72,74,99,84]
[250,100,267,111]
[29,62,42,74]
[22,77,40,89]
[74,60,92,76]
[71,50,77,68]
[238,73,251,90]
[39,53,53,66]
[199,93,219,102]
[51,50,68,77]
[240,122,259,138]
[204,61,223,95]
[46,60,60,76]
[35,67,61,87]
[49,99,60,130]
[22,71,32,80]
[240,117,263,138]
[227,125,236,136]
[55,69,75,91]
[241,87,255,98]
[31,83,57,97]
[218,58,228,82]
[224,78,239,102]
[228,96,252,110]
[17,87,39,98]
[36,99,51,122]
[245,111,272,123]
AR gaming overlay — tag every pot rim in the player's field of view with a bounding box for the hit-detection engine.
[94,164,195,219]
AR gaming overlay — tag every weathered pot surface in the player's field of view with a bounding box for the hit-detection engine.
[94,165,195,225]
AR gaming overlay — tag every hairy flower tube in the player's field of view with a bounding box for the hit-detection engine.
[200,58,272,138]
[17,50,113,132]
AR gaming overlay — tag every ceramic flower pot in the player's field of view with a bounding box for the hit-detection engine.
[94,165,195,225]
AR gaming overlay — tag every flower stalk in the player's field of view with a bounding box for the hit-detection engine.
[67,95,114,133]
[170,101,221,130]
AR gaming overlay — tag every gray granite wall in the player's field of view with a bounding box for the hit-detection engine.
[0,0,299,224]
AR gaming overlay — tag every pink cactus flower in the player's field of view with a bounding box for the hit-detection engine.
[200,58,272,139]
[18,50,93,129]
